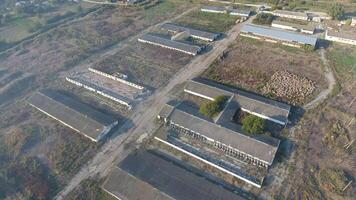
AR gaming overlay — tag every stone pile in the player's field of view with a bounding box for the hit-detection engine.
[262,70,316,104]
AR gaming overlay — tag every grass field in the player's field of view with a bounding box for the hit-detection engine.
[174,10,239,33]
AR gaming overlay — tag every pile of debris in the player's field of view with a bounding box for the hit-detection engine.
[262,70,316,105]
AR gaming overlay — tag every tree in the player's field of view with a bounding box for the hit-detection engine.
[252,13,274,25]
[328,3,345,20]
[199,95,228,118]
[242,115,265,134]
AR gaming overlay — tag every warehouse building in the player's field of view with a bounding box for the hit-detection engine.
[66,77,133,109]
[272,20,315,34]
[138,34,202,56]
[325,30,356,46]
[27,91,118,142]
[157,103,280,168]
[240,24,317,48]
[184,79,291,126]
[201,5,226,14]
[273,10,309,21]
[229,8,251,18]
[103,151,245,200]
[161,23,220,42]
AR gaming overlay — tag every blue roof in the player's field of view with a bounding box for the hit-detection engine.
[241,24,317,46]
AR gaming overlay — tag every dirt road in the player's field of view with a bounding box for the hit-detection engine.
[303,48,336,110]
[54,17,251,200]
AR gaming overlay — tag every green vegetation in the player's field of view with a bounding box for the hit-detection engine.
[199,95,228,118]
[66,179,116,200]
[328,3,345,20]
[301,44,315,52]
[328,45,356,82]
[242,115,265,134]
[174,10,238,33]
[252,13,273,25]
[319,168,351,195]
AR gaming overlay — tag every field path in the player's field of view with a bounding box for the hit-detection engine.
[54,15,252,200]
[303,48,336,110]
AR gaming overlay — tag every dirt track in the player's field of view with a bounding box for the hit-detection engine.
[55,16,252,200]
[303,48,336,110]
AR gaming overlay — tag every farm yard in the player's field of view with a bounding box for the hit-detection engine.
[203,36,327,105]
[0,0,195,199]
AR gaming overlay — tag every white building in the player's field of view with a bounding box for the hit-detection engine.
[201,6,226,14]
[273,10,309,21]
[325,30,356,46]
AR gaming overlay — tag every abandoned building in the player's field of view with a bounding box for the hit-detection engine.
[27,91,118,142]
[66,68,145,110]
[271,20,316,34]
[272,10,309,21]
[157,103,280,169]
[325,30,356,46]
[138,33,202,55]
[184,79,291,125]
[200,5,226,14]
[229,8,251,18]
[240,24,318,48]
[103,150,245,200]
[161,23,220,42]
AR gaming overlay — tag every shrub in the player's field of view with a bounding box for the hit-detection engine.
[242,115,265,134]
[199,95,228,118]
[302,44,315,52]
[252,13,274,25]
[328,3,345,20]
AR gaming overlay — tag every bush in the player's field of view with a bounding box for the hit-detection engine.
[328,3,345,20]
[252,13,274,25]
[302,44,315,52]
[242,115,265,134]
[199,95,228,118]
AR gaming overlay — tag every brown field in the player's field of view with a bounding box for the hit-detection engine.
[95,40,192,89]
[203,37,327,105]
[268,44,356,200]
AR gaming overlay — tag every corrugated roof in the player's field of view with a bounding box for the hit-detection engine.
[241,24,317,45]
[139,33,201,55]
[103,167,174,200]
[116,151,245,200]
[27,91,117,141]
[167,107,279,165]
[161,23,220,41]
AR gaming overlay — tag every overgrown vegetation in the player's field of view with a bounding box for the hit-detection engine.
[301,44,315,52]
[328,3,345,20]
[66,178,116,200]
[199,95,228,118]
[319,168,351,195]
[242,115,265,134]
[252,13,273,25]
[174,10,238,33]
